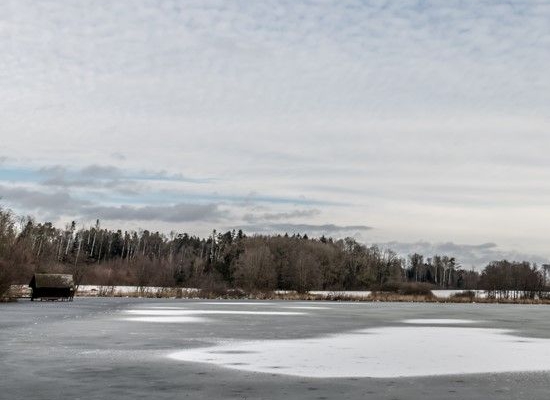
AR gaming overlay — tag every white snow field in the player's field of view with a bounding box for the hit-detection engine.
[168,320,550,378]
[308,290,372,298]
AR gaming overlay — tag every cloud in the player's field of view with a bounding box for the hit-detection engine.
[34,164,211,192]
[0,184,90,218]
[378,241,550,270]
[110,152,126,161]
[135,169,214,184]
[237,223,372,237]
[38,164,214,187]
[39,165,121,182]
[242,209,321,222]
[82,203,223,223]
[0,184,223,224]
[79,165,122,179]
[37,165,140,194]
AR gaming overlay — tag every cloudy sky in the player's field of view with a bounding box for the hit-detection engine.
[1,0,549,267]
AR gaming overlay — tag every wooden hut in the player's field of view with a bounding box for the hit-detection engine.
[29,274,75,301]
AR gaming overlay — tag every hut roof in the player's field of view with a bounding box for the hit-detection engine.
[30,274,74,289]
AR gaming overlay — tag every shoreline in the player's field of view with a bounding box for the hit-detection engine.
[7,285,550,304]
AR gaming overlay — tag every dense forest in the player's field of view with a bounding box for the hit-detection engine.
[0,207,548,298]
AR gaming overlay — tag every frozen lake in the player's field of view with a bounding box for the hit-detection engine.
[2,299,550,399]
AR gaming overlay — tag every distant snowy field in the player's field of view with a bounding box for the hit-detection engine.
[75,287,541,299]
[73,287,488,298]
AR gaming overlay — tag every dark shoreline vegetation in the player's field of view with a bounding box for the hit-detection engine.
[1,207,549,303]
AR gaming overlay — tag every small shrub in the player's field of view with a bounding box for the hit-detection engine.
[450,290,476,300]
[97,286,116,297]
[0,261,14,300]
[399,282,434,296]
[375,282,401,293]
[200,280,228,297]
[373,282,434,296]
[226,288,248,298]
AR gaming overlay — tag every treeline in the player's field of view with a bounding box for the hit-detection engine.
[1,207,549,298]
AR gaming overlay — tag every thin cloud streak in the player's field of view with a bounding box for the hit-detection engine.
[242,209,321,222]
[83,203,223,223]
[237,223,372,236]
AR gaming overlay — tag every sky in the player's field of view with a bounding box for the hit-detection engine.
[1,0,549,268]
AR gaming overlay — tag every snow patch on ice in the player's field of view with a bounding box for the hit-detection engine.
[125,309,306,316]
[403,319,477,325]
[124,316,207,323]
[168,326,550,378]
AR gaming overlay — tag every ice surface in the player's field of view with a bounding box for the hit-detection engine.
[168,324,550,378]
